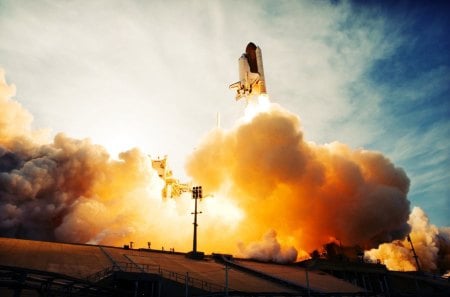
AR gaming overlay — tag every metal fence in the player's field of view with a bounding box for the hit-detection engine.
[86,261,225,293]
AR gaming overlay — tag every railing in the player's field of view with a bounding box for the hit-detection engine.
[86,261,225,293]
[86,261,160,282]
[86,265,117,283]
[159,268,225,292]
[118,261,161,274]
[0,265,115,296]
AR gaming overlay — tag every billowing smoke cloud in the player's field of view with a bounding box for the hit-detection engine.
[186,99,411,255]
[0,72,157,242]
[238,229,298,263]
[1,70,447,269]
[0,69,240,250]
[365,207,450,274]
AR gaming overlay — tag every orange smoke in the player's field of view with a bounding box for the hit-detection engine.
[2,69,446,270]
[186,97,411,254]
[0,70,243,253]
[365,207,450,274]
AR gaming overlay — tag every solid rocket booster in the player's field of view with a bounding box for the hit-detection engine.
[229,42,267,100]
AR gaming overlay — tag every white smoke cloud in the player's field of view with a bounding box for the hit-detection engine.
[238,229,298,263]
[365,207,450,274]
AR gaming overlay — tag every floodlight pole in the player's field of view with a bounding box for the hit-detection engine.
[192,193,198,253]
[191,186,202,253]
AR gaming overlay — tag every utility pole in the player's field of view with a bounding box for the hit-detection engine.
[187,186,204,259]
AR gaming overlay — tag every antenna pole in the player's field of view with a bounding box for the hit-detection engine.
[407,234,421,272]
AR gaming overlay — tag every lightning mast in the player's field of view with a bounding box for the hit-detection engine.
[187,186,204,259]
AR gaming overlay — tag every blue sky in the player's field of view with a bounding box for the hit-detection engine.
[357,2,450,227]
[0,0,448,226]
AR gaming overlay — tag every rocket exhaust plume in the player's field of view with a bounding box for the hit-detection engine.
[238,229,298,263]
[186,98,411,254]
[365,207,450,274]
[0,69,242,251]
[0,68,448,271]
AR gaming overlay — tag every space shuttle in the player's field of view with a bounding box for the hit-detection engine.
[229,42,267,100]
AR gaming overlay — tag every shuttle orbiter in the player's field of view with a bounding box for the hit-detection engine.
[229,42,267,100]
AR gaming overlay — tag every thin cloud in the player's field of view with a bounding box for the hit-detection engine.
[0,0,448,227]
